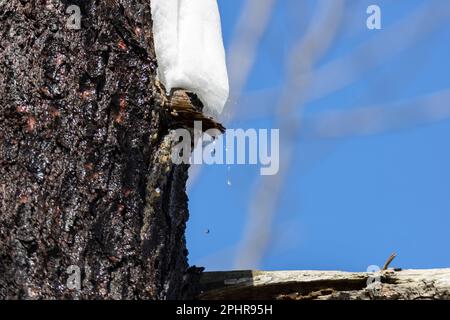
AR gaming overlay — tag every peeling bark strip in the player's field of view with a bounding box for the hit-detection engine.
[199,269,450,300]
[0,0,195,299]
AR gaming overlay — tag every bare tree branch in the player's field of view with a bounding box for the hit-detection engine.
[236,2,450,121]
[235,0,345,269]
[222,0,277,122]
[302,89,450,139]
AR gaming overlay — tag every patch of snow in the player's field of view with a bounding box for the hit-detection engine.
[151,0,229,118]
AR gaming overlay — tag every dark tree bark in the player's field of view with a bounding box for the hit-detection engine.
[0,0,197,299]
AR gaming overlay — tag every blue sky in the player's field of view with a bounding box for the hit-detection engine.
[186,0,450,272]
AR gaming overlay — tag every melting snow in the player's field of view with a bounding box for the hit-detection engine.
[151,0,229,118]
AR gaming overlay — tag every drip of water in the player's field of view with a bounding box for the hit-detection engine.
[211,140,216,156]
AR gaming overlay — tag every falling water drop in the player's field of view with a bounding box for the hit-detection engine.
[212,142,216,156]
[211,138,217,156]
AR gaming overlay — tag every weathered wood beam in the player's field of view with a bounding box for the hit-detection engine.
[199,269,450,300]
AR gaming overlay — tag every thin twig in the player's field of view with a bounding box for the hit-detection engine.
[383,253,398,271]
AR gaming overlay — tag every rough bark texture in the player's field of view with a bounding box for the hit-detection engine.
[0,0,195,299]
[199,269,450,300]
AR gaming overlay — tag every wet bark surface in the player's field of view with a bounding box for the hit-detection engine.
[0,0,194,299]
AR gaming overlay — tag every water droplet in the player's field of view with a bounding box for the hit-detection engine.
[155,187,160,194]
[205,229,210,234]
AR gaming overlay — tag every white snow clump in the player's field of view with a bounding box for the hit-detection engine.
[151,0,229,118]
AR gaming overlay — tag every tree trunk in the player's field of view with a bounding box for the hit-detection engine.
[0,0,196,299]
